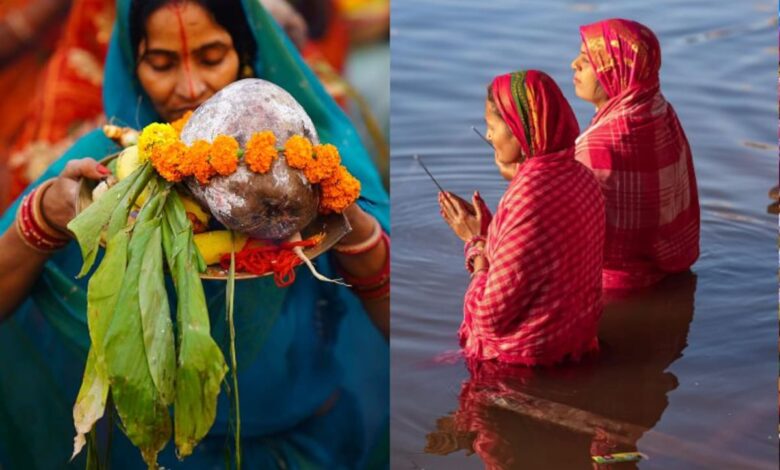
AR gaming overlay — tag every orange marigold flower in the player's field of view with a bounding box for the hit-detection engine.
[182,140,214,184]
[210,135,239,176]
[150,140,187,182]
[320,165,361,214]
[170,110,193,135]
[138,123,178,163]
[305,143,341,183]
[283,135,313,170]
[244,131,278,174]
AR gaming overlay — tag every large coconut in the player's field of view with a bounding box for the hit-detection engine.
[180,79,319,240]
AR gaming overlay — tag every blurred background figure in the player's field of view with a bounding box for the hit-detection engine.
[0,0,71,210]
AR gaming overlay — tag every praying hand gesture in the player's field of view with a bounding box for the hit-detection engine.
[438,191,492,242]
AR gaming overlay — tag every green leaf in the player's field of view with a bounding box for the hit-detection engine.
[68,163,152,278]
[103,187,172,468]
[226,236,241,468]
[139,223,176,405]
[163,192,227,459]
[71,347,110,460]
[72,228,130,459]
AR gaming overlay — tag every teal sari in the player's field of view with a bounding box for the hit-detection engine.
[0,0,388,468]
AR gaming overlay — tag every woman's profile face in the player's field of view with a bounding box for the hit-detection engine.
[571,43,608,108]
[484,99,523,181]
[136,2,240,122]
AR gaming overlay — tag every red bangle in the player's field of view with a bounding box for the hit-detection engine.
[355,280,389,301]
[15,181,69,253]
[463,236,486,273]
[339,232,390,292]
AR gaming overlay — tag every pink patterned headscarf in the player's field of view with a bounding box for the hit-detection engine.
[579,18,661,98]
[575,19,700,290]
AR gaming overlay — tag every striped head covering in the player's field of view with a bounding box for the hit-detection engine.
[490,70,580,158]
[580,18,661,98]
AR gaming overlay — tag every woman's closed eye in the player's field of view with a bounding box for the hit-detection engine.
[142,51,177,71]
[196,44,230,67]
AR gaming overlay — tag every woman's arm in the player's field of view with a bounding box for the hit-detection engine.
[333,204,389,340]
[463,231,532,338]
[0,159,109,320]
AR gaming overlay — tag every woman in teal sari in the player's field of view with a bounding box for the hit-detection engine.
[0,0,389,468]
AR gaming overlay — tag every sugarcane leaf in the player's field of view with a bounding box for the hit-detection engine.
[139,223,176,405]
[163,192,227,458]
[71,227,131,459]
[103,188,171,468]
[71,347,109,460]
[67,165,140,278]
[105,163,154,239]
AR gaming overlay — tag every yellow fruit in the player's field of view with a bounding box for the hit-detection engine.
[116,146,141,180]
[193,231,247,265]
[180,193,210,227]
[115,145,152,206]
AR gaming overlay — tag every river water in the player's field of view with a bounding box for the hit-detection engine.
[390,1,778,468]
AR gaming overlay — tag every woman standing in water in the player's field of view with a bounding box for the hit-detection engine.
[571,18,700,290]
[439,70,605,366]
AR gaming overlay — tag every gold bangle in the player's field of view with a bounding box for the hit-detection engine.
[333,216,382,255]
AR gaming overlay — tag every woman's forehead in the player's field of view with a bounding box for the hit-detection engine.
[143,3,231,51]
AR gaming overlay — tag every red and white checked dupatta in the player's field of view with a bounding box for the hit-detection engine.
[575,19,700,289]
[460,71,605,366]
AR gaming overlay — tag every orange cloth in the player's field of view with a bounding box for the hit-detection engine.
[6,0,114,208]
[0,0,63,210]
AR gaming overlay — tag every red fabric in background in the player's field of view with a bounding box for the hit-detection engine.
[575,19,700,290]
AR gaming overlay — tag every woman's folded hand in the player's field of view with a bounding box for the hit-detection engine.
[41,158,111,236]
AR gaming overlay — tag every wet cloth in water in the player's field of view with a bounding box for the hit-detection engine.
[575,18,700,290]
[459,70,605,366]
[0,0,389,468]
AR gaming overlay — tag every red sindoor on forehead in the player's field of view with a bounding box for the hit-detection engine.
[169,2,196,99]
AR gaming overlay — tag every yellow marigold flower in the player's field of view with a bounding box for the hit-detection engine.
[305,143,341,183]
[244,131,278,174]
[283,135,313,170]
[150,140,186,182]
[138,123,178,162]
[170,110,193,135]
[181,140,214,184]
[320,165,361,214]
[210,135,239,176]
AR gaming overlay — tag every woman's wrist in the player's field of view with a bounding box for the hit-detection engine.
[15,181,70,253]
[333,216,383,255]
[335,232,390,301]
[463,236,486,273]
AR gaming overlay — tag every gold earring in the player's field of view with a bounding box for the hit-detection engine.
[240,64,254,79]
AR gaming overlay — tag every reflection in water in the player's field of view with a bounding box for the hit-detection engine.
[426,273,697,470]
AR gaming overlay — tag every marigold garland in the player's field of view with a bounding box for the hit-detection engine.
[136,122,360,214]
[171,110,193,135]
[244,131,277,173]
[183,140,215,185]
[320,165,361,214]
[306,144,341,183]
[150,140,187,182]
[283,135,313,170]
[138,123,178,163]
[209,135,239,176]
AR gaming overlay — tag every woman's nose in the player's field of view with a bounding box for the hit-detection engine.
[176,66,207,101]
[570,57,578,70]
